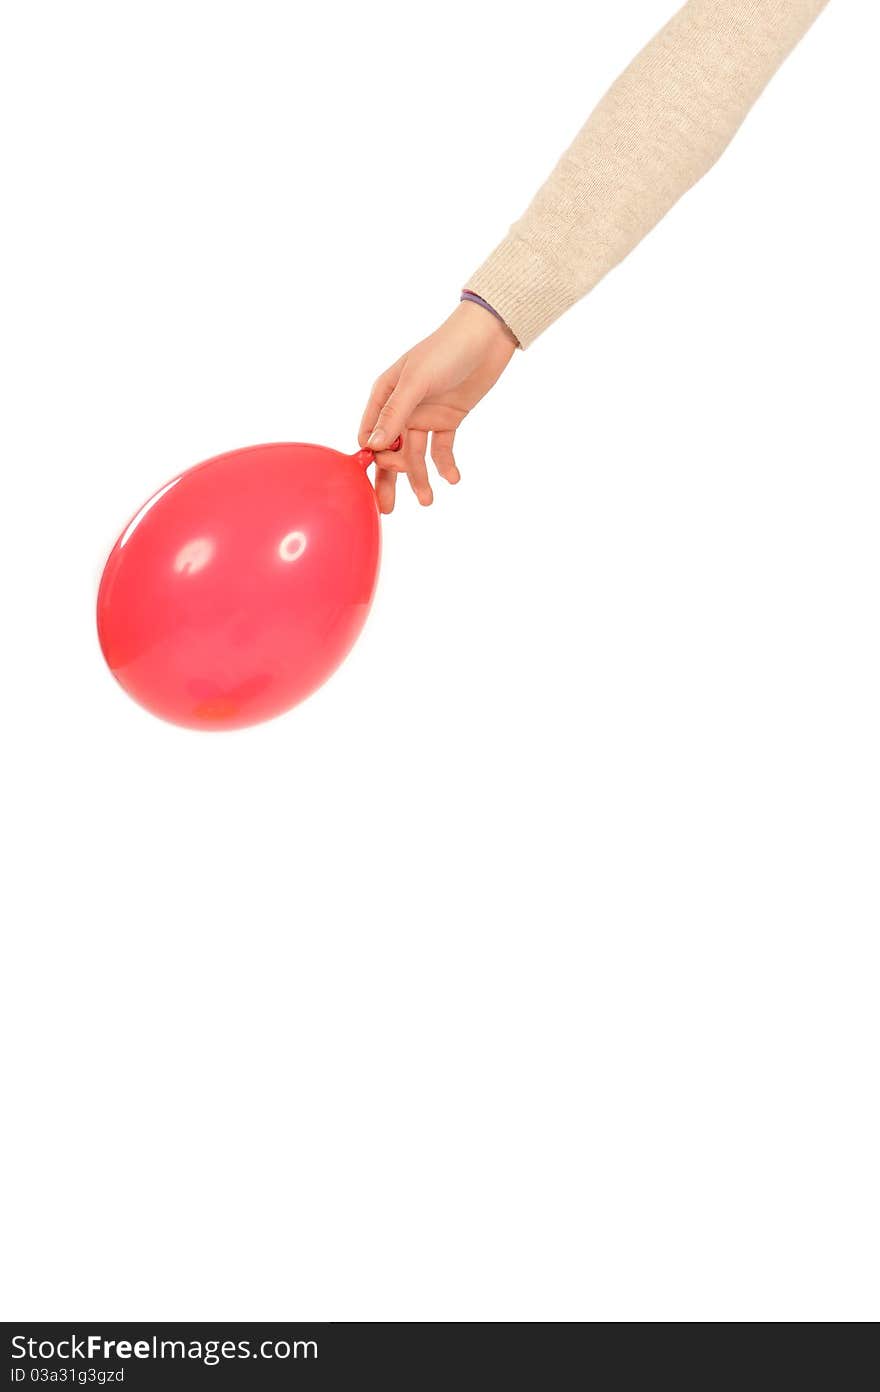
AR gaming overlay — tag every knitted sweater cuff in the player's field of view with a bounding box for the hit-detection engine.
[466,236,578,349]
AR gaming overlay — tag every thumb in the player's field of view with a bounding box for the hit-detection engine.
[366,371,425,451]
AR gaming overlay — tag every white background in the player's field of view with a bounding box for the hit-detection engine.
[1,1,877,1322]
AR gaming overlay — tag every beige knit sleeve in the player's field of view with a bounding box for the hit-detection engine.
[466,0,829,348]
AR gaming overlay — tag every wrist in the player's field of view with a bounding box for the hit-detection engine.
[456,295,519,349]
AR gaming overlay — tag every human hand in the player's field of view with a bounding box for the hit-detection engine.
[359,300,517,513]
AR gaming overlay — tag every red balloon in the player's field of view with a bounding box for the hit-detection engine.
[97,441,384,730]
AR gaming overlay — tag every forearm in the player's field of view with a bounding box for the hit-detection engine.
[467,0,829,347]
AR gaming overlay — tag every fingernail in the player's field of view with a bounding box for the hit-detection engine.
[368,428,385,449]
[450,467,460,483]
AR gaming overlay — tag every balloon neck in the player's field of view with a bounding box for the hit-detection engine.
[352,436,403,469]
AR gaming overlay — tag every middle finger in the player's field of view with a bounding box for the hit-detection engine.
[404,430,432,506]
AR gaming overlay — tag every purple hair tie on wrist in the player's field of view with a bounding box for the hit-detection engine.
[460,290,507,327]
